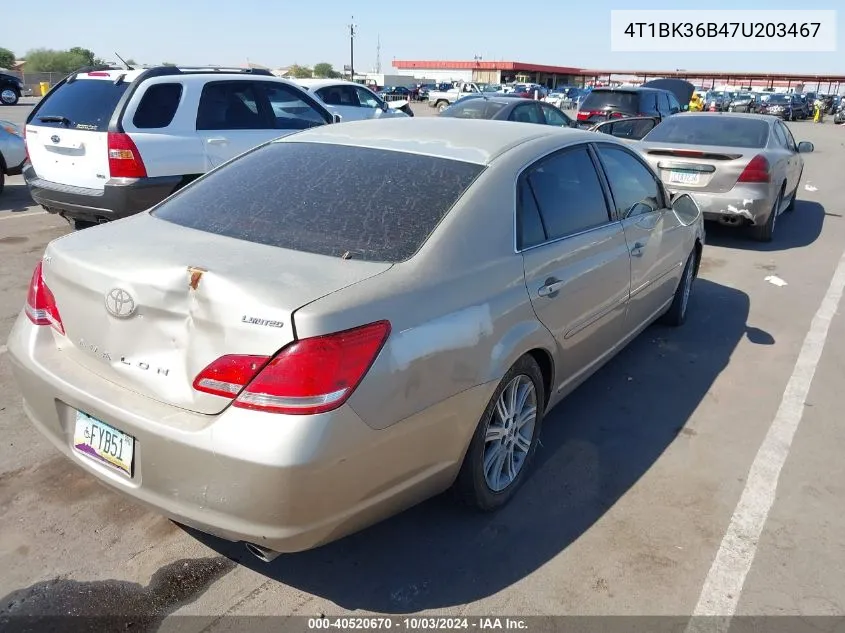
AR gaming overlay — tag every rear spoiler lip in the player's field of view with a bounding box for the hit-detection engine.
[646,148,743,161]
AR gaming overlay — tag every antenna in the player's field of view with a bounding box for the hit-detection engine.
[375,34,382,74]
[347,16,357,81]
[114,52,134,70]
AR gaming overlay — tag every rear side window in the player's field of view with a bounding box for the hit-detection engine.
[133,83,183,129]
[33,79,129,131]
[197,82,266,130]
[581,90,639,113]
[523,146,610,241]
[152,142,484,262]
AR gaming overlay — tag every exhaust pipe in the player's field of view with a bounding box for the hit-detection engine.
[719,215,743,226]
[244,542,281,563]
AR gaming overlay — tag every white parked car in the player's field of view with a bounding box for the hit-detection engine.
[296,79,411,121]
[0,119,26,194]
[23,66,338,229]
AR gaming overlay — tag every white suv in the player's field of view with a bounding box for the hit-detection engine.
[24,66,338,229]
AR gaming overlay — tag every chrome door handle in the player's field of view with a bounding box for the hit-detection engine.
[206,137,228,145]
[538,280,565,297]
[631,242,646,257]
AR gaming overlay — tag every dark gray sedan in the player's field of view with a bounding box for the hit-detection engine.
[440,96,579,128]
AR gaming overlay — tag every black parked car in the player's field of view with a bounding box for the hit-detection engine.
[576,86,684,124]
[755,93,796,120]
[441,95,579,128]
[0,72,24,106]
[704,90,736,112]
[379,86,413,100]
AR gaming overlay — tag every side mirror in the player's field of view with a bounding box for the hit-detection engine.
[332,113,342,124]
[797,141,814,153]
[671,192,702,226]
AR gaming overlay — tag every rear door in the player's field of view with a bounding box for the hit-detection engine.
[25,76,128,189]
[195,81,277,168]
[594,143,688,332]
[519,144,631,391]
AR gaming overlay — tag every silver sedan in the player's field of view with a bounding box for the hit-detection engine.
[637,112,814,242]
[0,119,26,194]
[8,118,704,560]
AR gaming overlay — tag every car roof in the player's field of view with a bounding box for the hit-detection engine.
[295,79,362,90]
[676,112,777,123]
[276,118,598,165]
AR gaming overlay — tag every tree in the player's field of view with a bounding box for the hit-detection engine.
[0,47,15,70]
[24,48,93,73]
[69,46,102,66]
[287,64,313,78]
[313,62,340,79]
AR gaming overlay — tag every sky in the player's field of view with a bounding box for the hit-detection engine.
[3,0,843,75]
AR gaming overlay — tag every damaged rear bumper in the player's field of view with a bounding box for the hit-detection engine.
[668,186,774,226]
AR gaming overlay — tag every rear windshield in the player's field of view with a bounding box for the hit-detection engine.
[152,142,484,262]
[580,90,638,112]
[32,78,129,131]
[441,99,509,119]
[643,115,770,148]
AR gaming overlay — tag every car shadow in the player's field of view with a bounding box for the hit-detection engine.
[185,278,765,613]
[0,183,35,213]
[704,200,825,251]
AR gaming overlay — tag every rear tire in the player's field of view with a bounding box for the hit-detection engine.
[0,169,5,195]
[455,355,545,511]
[436,100,449,113]
[751,188,783,242]
[660,248,698,327]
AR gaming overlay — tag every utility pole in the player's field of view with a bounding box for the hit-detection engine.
[375,34,382,74]
[348,16,357,82]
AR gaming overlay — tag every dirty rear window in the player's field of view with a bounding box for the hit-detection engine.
[33,78,129,131]
[152,142,484,262]
[643,116,770,148]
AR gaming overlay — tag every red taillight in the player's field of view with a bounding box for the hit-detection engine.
[193,320,391,415]
[738,154,771,183]
[107,132,147,178]
[609,112,625,118]
[577,111,590,120]
[86,72,110,77]
[25,261,64,334]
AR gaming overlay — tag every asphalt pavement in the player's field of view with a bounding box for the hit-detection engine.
[2,100,845,629]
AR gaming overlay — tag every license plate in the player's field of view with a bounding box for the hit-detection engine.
[669,170,700,185]
[73,411,135,475]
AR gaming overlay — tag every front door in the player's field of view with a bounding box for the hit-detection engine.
[594,143,688,333]
[519,144,631,393]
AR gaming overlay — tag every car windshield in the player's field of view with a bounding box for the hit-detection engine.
[643,115,770,148]
[580,90,639,112]
[440,99,509,119]
[152,142,484,263]
[768,95,790,104]
[32,78,129,131]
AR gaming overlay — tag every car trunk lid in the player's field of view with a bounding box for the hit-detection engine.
[41,214,393,415]
[640,143,758,193]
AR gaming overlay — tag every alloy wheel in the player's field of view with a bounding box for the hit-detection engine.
[482,375,537,492]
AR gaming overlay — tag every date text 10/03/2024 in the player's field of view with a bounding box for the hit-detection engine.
[307,617,529,630]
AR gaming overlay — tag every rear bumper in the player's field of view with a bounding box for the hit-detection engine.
[666,185,774,226]
[23,163,184,222]
[6,314,487,553]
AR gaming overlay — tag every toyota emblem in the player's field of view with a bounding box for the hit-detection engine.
[105,288,136,319]
[50,135,60,144]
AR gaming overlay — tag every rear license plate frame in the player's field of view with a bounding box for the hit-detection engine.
[72,411,135,476]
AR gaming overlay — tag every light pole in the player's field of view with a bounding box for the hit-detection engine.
[348,17,357,82]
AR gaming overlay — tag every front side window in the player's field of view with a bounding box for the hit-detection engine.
[523,145,610,241]
[509,103,544,124]
[354,86,382,108]
[596,145,662,218]
[262,83,328,130]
